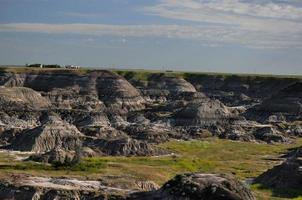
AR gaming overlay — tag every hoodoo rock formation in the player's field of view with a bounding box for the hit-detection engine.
[0,68,301,199]
[8,114,83,153]
[0,69,301,157]
[174,99,233,126]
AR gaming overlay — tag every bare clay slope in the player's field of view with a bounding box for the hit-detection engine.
[0,69,302,158]
[0,68,302,200]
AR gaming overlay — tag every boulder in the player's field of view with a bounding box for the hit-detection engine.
[130,173,256,200]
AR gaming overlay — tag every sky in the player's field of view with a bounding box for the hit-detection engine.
[0,0,302,75]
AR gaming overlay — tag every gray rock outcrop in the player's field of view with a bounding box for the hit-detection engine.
[28,147,80,164]
[247,82,302,121]
[0,173,256,200]
[0,87,51,110]
[8,114,83,153]
[130,173,256,200]
[90,137,157,156]
[175,99,233,126]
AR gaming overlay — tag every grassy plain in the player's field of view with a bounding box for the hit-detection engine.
[1,66,302,79]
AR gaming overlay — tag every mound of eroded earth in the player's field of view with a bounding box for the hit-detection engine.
[0,69,301,158]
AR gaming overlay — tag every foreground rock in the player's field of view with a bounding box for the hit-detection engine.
[0,173,255,200]
[255,147,302,197]
[131,173,255,200]
[0,175,128,200]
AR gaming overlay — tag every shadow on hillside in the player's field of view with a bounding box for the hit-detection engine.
[253,146,302,199]
[254,184,302,199]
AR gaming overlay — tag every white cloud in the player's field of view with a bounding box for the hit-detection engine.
[2,0,302,49]
[143,0,302,48]
[145,0,302,23]
[0,0,302,48]
[0,22,301,49]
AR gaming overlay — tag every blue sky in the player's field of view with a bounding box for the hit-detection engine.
[0,0,302,74]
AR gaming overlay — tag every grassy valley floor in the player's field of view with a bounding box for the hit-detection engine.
[0,138,302,200]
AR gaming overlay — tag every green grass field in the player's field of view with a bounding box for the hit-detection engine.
[1,66,302,79]
[113,69,302,80]
[0,138,301,200]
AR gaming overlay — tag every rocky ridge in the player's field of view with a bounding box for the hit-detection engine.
[0,70,301,159]
[0,68,301,199]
